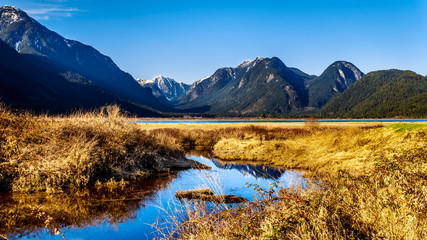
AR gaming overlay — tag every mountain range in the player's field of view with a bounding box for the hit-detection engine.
[0,5,167,115]
[173,57,364,116]
[137,76,190,105]
[0,5,425,118]
[0,35,159,115]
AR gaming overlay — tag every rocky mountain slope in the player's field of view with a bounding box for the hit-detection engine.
[177,57,309,116]
[0,38,162,115]
[307,61,364,109]
[137,76,190,104]
[0,5,168,113]
[1,6,424,118]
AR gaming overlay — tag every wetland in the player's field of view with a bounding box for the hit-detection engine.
[1,105,426,239]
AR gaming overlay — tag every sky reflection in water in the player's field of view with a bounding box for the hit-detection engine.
[8,156,305,240]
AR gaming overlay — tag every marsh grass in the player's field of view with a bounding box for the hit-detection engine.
[149,125,313,152]
[161,124,426,239]
[0,103,186,192]
[174,148,426,239]
[213,125,425,177]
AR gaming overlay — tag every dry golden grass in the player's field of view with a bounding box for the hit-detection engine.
[1,104,425,239]
[138,121,396,131]
[175,147,426,240]
[0,104,187,192]
[161,123,426,240]
[214,125,426,177]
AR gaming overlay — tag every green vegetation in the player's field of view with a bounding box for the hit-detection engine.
[307,61,363,109]
[0,104,191,192]
[388,123,427,132]
[320,70,427,118]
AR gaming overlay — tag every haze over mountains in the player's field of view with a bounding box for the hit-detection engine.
[0,5,425,118]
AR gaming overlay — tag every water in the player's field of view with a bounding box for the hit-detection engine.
[1,156,305,240]
[136,119,427,124]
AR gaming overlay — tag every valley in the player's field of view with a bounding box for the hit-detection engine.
[0,5,426,118]
[0,106,425,239]
[0,3,426,240]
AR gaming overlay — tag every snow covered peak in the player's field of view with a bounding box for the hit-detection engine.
[153,75,175,83]
[196,76,211,85]
[1,5,19,11]
[136,75,190,102]
[0,5,27,24]
[237,57,264,69]
[239,60,251,67]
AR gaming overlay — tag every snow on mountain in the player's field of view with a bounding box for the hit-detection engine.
[137,75,190,103]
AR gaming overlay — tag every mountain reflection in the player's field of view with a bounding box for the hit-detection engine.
[210,159,285,180]
[0,173,178,238]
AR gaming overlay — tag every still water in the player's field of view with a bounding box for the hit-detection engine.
[136,119,427,124]
[2,156,305,240]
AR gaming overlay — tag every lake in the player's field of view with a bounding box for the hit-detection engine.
[136,119,427,124]
[1,156,305,240]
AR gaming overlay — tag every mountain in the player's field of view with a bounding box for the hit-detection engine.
[0,38,162,115]
[177,57,309,116]
[180,57,264,104]
[319,70,427,118]
[307,61,364,109]
[137,76,190,104]
[0,5,168,113]
[289,67,317,84]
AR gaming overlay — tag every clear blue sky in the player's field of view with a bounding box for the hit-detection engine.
[4,0,427,83]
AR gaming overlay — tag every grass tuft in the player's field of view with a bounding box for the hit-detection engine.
[175,148,427,239]
[0,104,188,192]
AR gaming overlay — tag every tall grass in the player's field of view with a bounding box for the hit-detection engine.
[214,125,425,177]
[165,124,426,239]
[175,148,426,239]
[149,125,313,152]
[0,104,187,192]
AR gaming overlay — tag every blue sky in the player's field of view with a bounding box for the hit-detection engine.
[3,0,427,83]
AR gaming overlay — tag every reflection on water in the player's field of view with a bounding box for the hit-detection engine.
[0,156,305,240]
[136,119,427,124]
[210,158,286,180]
[0,174,178,239]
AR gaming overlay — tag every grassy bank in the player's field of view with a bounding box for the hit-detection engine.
[148,125,315,152]
[176,147,426,239]
[213,124,426,177]
[0,104,193,192]
[1,106,425,239]
[172,124,426,239]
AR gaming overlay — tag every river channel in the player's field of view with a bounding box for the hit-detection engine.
[1,156,305,240]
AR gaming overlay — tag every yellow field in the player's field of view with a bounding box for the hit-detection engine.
[137,120,402,130]
[152,122,427,240]
[2,105,426,239]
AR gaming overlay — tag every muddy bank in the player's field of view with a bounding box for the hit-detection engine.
[175,188,247,203]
